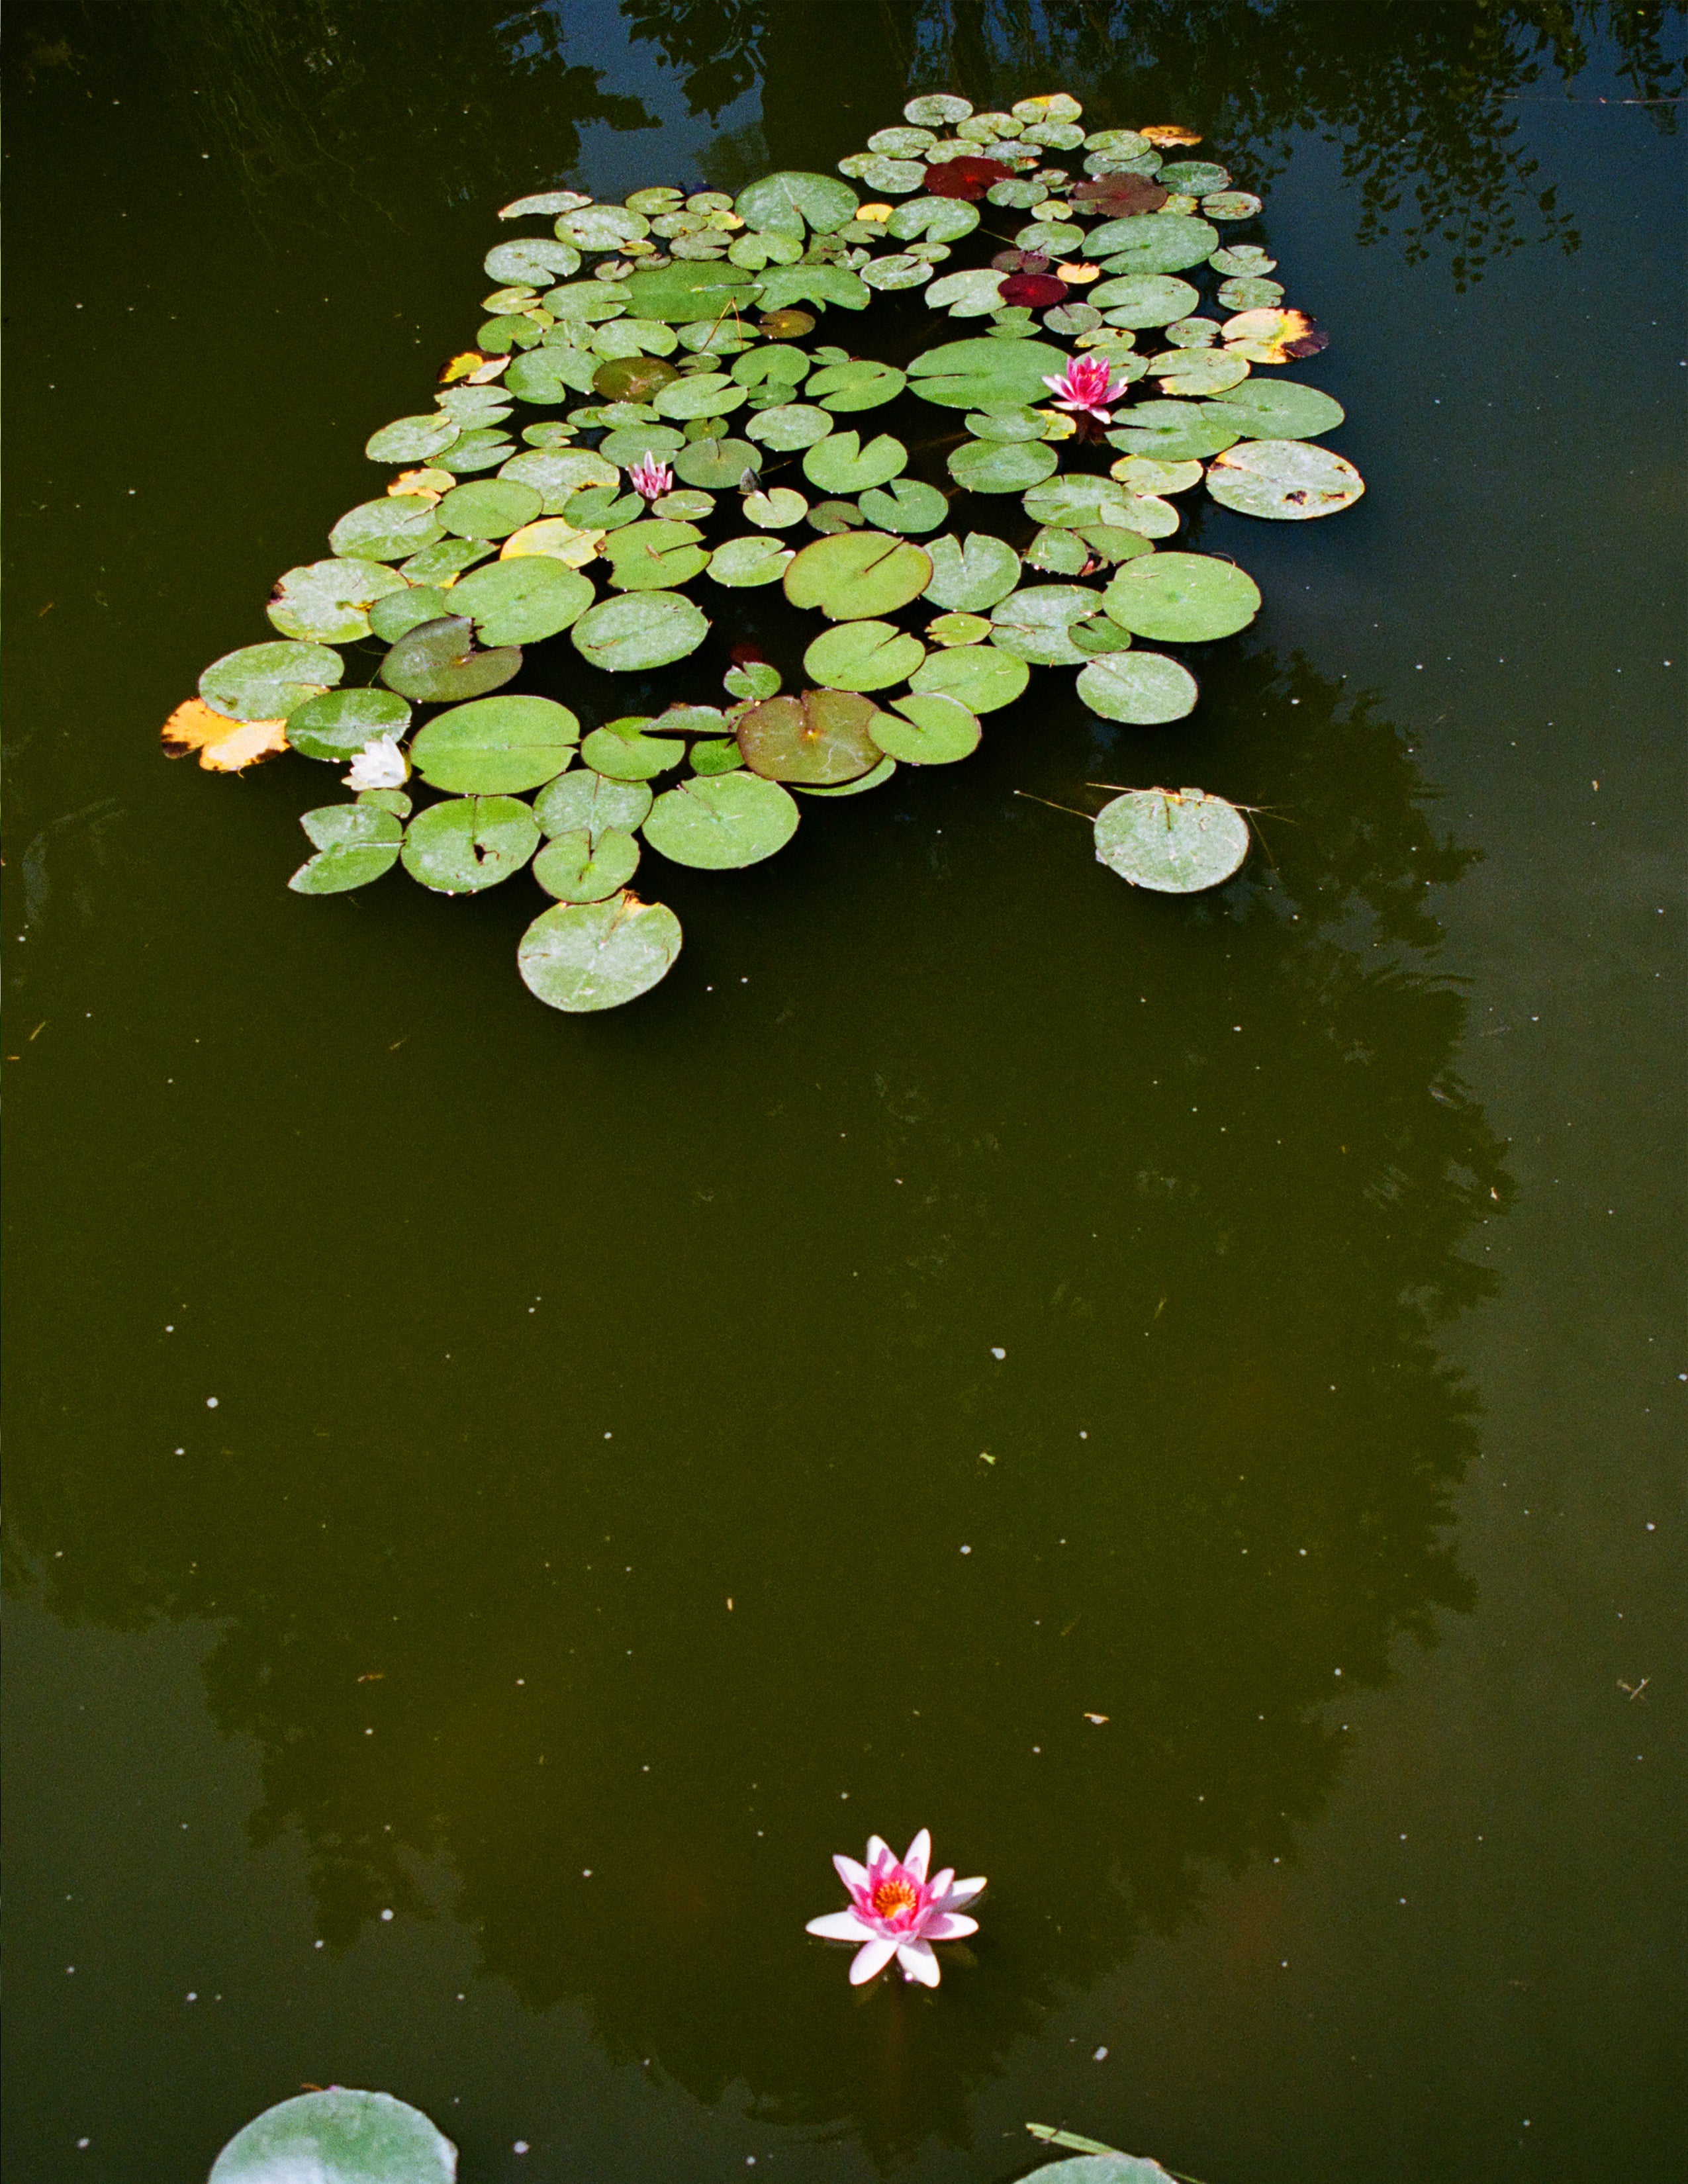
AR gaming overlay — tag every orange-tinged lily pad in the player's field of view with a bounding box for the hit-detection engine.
[1137,122,1203,148]
[162,699,289,772]
[390,469,452,500]
[438,349,511,385]
[1221,307,1329,363]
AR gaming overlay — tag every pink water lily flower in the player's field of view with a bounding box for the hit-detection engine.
[1041,353,1129,424]
[806,1830,984,1988]
[628,451,674,502]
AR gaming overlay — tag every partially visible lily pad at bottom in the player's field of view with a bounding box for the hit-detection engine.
[518,892,683,1011]
[1094,785,1249,892]
[209,2089,455,2183]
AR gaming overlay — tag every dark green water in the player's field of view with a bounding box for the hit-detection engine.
[5,5,1684,2180]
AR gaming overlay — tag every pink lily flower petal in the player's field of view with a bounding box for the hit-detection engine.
[850,1937,898,1985]
[833,1853,870,1893]
[806,1910,875,1942]
[923,1912,978,1940]
[864,1835,891,1865]
[896,1938,941,1986]
[928,1867,955,1899]
[902,1829,931,1884]
[808,1830,986,1988]
[940,1876,988,1909]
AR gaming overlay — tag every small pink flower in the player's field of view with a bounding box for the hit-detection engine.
[805,1829,985,1988]
[1041,353,1129,424]
[628,451,674,502]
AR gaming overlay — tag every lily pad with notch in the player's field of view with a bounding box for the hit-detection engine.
[201,640,342,722]
[1076,649,1199,723]
[673,436,760,489]
[1086,212,1217,273]
[784,529,931,619]
[447,555,594,641]
[886,197,981,244]
[805,359,907,412]
[990,584,1101,664]
[869,692,981,764]
[366,414,460,464]
[802,432,908,496]
[504,347,602,403]
[401,794,540,893]
[949,437,1058,493]
[736,688,886,784]
[857,478,949,535]
[409,693,579,794]
[1103,551,1261,641]
[285,686,411,762]
[643,772,800,867]
[579,719,685,780]
[369,586,453,643]
[745,402,835,451]
[1107,400,1241,462]
[1090,274,1201,328]
[1202,379,1346,441]
[267,558,408,643]
[535,770,653,837]
[908,642,1029,711]
[380,615,522,702]
[518,893,682,1012]
[571,590,710,670]
[1094,785,1248,892]
[921,531,1021,612]
[906,336,1069,410]
[533,826,641,901]
[287,805,405,895]
[329,496,445,564]
[438,479,544,539]
[804,620,925,692]
[736,170,861,238]
[602,519,711,590]
[622,265,761,324]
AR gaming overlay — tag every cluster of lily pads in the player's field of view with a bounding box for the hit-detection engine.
[165,89,1364,1011]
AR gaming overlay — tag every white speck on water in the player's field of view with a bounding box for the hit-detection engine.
[380,1909,393,1921]
[991,1346,1006,1359]
[206,1397,218,1408]
[514,2143,529,2156]
[1093,2046,1108,2062]
[960,1545,971,1555]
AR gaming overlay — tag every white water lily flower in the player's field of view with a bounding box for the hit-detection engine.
[806,1829,985,1987]
[344,734,408,790]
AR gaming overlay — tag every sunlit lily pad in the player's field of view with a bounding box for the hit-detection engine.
[1076,650,1199,723]
[329,495,445,563]
[927,611,992,645]
[990,584,1101,664]
[500,190,592,219]
[624,265,760,323]
[743,485,808,529]
[1110,455,1204,496]
[886,197,980,244]
[653,371,748,422]
[209,2089,456,2184]
[927,267,1019,316]
[369,586,453,642]
[535,769,653,837]
[1152,346,1250,396]
[806,359,907,412]
[673,437,761,489]
[410,694,579,794]
[603,519,711,590]
[380,615,522,703]
[366,413,459,464]
[1103,551,1260,641]
[737,170,860,238]
[1158,160,1230,193]
[857,478,949,535]
[201,640,342,722]
[1202,378,1345,441]
[1087,213,1217,272]
[1217,277,1284,311]
[870,692,981,764]
[572,590,710,670]
[784,529,931,619]
[1205,438,1365,519]
[287,803,405,895]
[708,534,791,586]
[401,794,540,893]
[438,478,544,540]
[909,641,1029,712]
[485,238,581,287]
[1107,400,1241,461]
[643,771,800,866]
[949,437,1058,493]
[800,431,907,496]
[504,347,600,402]
[904,93,974,128]
[266,558,407,643]
[447,556,594,641]
[1221,306,1329,363]
[519,893,682,1011]
[401,537,496,584]
[500,517,604,568]
[497,448,613,512]
[556,204,649,251]
[1026,525,1093,575]
[579,720,684,779]
[1090,274,1201,328]
[1094,785,1248,892]
[1203,191,1262,221]
[921,531,1021,610]
[804,619,925,692]
[860,252,933,292]
[745,402,835,451]
[533,825,640,901]
[285,686,410,762]
[737,689,884,783]
[541,279,630,324]
[907,336,1069,409]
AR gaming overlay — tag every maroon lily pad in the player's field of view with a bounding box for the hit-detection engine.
[923,156,1012,201]
[992,249,1052,274]
[1071,175,1169,217]
[998,272,1070,308]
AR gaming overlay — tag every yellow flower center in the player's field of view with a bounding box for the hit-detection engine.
[871,1876,918,1919]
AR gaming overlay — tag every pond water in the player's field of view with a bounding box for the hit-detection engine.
[4,5,1683,2181]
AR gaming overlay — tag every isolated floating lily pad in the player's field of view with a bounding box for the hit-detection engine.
[643,771,800,866]
[1221,306,1329,363]
[1205,439,1366,518]
[401,794,539,892]
[906,336,1069,409]
[737,689,884,783]
[519,893,682,1011]
[288,804,404,894]
[1076,650,1199,723]
[381,616,522,702]
[533,825,641,901]
[870,692,982,764]
[1203,378,1346,441]
[784,529,932,619]
[409,694,579,794]
[804,619,926,692]
[1103,552,1260,641]
[1094,786,1249,892]
[535,770,653,837]
[921,531,1021,611]
[285,686,411,762]
[571,590,710,670]
[448,556,594,641]
[909,641,1029,711]
[201,640,343,722]
[209,2090,456,2184]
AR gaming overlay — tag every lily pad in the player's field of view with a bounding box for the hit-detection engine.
[804,620,926,692]
[1217,277,1285,311]
[1159,160,1231,194]
[949,437,1058,493]
[535,770,653,837]
[673,437,761,489]
[909,641,1029,712]
[1152,347,1250,397]
[400,537,496,584]
[1023,475,1138,529]
[806,359,907,412]
[990,584,1100,664]
[791,754,897,798]
[329,496,445,563]
[410,694,579,793]
[857,478,949,534]
[209,2090,456,2184]
[267,558,408,643]
[643,771,800,867]
[1103,551,1261,641]
[904,93,974,128]
[541,279,630,324]
[572,590,710,670]
[485,238,581,287]
[285,686,410,762]
[784,530,931,620]
[1202,378,1346,441]
[533,825,641,901]
[1086,212,1217,273]
[869,692,981,764]
[504,347,601,402]
[519,893,682,1011]
[736,171,860,238]
[498,448,615,512]
[886,197,980,244]
[1110,455,1205,496]
[369,585,453,642]
[579,720,684,778]
[603,519,712,590]
[623,265,761,323]
[802,430,907,495]
[556,204,649,251]
[1094,785,1248,892]
[366,413,459,464]
[1076,650,1199,723]
[690,738,744,774]
[737,689,884,784]
[701,533,786,587]
[921,531,1022,611]
[1221,306,1329,363]
[860,252,935,291]
[381,616,522,702]
[1203,191,1263,221]
[927,610,992,645]
[201,640,342,722]
[1205,438,1365,519]
[448,556,594,641]
[287,804,405,895]
[1090,274,1201,328]
[438,478,544,540]
[743,485,808,529]
[1025,525,1091,575]
[906,336,1069,409]
[401,794,540,893]
[1107,400,1241,461]
[745,402,835,451]
[757,264,872,313]
[653,371,749,422]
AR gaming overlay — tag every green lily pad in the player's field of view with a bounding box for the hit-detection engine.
[485,238,581,286]
[328,496,445,564]
[1205,439,1366,519]
[990,583,1101,664]
[861,253,935,291]
[400,537,496,585]
[369,585,453,643]
[745,402,835,451]
[447,556,594,642]
[504,347,601,403]
[1089,212,1218,272]
[564,485,642,531]
[653,371,748,421]
[1094,785,1248,892]
[1025,525,1090,575]
[869,692,981,764]
[1111,455,1204,496]
[380,616,522,702]
[1090,274,1201,328]
[948,437,1058,493]
[673,436,760,489]
[438,479,544,541]
[285,686,410,762]
[724,660,782,702]
[908,641,1029,712]
[855,155,926,195]
[497,448,615,512]
[737,171,860,238]
[1103,551,1261,641]
[287,804,404,895]
[807,499,867,534]
[200,640,342,722]
[592,317,682,359]
[533,825,641,901]
[1107,399,1241,461]
[904,93,974,127]
[857,478,949,534]
[906,336,1068,409]
[1023,476,1135,529]
[784,529,932,619]
[1076,650,1199,723]
[743,486,808,529]
[921,531,1022,611]
[886,197,980,244]
[266,558,407,643]
[707,534,790,586]
[804,620,926,692]
[541,279,630,323]
[401,794,540,893]
[1152,347,1250,396]
[1159,160,1231,193]
[519,893,682,1011]
[729,230,806,271]
[690,738,745,774]
[1203,191,1263,221]
[535,770,653,837]
[643,771,800,867]
[209,2089,456,2183]
[1202,379,1346,440]
[927,610,992,645]
[432,426,516,475]
[571,590,710,670]
[597,424,686,467]
[1217,277,1285,310]
[556,203,650,251]
[867,125,937,156]
[1012,220,1084,259]
[757,264,871,313]
[410,694,579,793]
[365,413,459,464]
[964,406,1049,443]
[805,359,908,412]
[802,430,907,494]
[737,688,884,784]
[623,265,760,324]
[1070,609,1136,654]
[927,267,1015,317]
[602,519,712,590]
[790,754,897,797]
[732,344,812,388]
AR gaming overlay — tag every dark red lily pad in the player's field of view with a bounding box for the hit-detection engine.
[1072,175,1169,217]
[992,249,1052,274]
[998,272,1069,308]
[923,156,1012,201]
